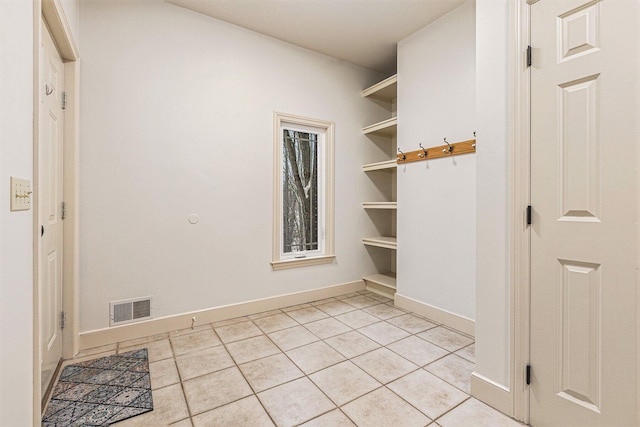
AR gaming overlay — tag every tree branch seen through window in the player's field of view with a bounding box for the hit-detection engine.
[283,130,318,254]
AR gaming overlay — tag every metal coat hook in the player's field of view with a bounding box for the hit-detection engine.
[442,137,453,154]
[398,137,475,164]
[418,143,428,158]
[45,83,54,96]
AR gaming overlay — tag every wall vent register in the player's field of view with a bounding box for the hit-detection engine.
[110,297,153,326]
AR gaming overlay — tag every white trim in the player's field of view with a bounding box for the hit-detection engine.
[271,255,336,271]
[62,59,80,359]
[637,4,640,423]
[272,112,335,269]
[41,0,78,61]
[394,293,475,337]
[79,280,365,351]
[33,4,42,423]
[510,0,531,424]
[471,372,512,415]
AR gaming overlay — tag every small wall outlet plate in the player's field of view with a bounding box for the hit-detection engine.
[10,177,32,211]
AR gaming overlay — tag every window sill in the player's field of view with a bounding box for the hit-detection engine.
[271,255,336,271]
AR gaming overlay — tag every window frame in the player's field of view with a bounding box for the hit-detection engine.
[272,112,335,271]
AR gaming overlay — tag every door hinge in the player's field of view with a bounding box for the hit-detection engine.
[62,91,67,110]
[527,45,532,68]
[526,205,532,225]
[60,311,66,330]
[526,364,531,385]
[61,201,67,220]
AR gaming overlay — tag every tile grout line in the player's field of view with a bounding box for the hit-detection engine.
[277,335,347,426]
[431,395,473,424]
[209,322,280,427]
[167,330,195,424]
[323,296,475,425]
[295,298,469,424]
[99,292,477,426]
[378,383,436,424]
[169,322,253,423]
[235,314,392,426]
[170,305,469,398]
[172,324,263,422]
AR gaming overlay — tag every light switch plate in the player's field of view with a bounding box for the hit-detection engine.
[10,177,32,211]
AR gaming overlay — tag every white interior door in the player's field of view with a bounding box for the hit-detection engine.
[39,20,65,394]
[530,0,637,425]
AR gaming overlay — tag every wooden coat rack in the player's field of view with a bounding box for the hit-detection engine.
[397,138,476,164]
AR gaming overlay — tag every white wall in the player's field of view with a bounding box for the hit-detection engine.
[79,0,386,332]
[60,0,80,46]
[474,0,511,389]
[396,1,476,320]
[0,1,34,424]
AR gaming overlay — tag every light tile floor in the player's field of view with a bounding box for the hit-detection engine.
[68,290,525,427]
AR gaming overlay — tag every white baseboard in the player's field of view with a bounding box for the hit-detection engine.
[79,280,365,351]
[394,293,475,337]
[470,372,512,416]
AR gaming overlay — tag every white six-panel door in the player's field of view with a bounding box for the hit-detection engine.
[39,21,65,393]
[530,0,637,425]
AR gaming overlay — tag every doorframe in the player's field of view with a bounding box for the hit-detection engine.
[510,0,532,424]
[637,4,640,421]
[33,0,79,423]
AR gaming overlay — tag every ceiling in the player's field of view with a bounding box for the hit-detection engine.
[166,0,467,75]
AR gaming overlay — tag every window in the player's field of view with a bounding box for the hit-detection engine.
[282,128,320,255]
[272,113,334,270]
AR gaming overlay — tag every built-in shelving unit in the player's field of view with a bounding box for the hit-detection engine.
[362,202,397,210]
[362,236,397,250]
[361,74,397,102]
[362,272,397,297]
[361,74,398,299]
[362,117,397,137]
[362,159,397,172]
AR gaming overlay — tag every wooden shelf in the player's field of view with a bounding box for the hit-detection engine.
[362,202,397,210]
[363,272,397,290]
[363,117,397,137]
[361,74,398,298]
[363,159,397,172]
[364,272,396,299]
[362,74,397,103]
[362,236,397,250]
